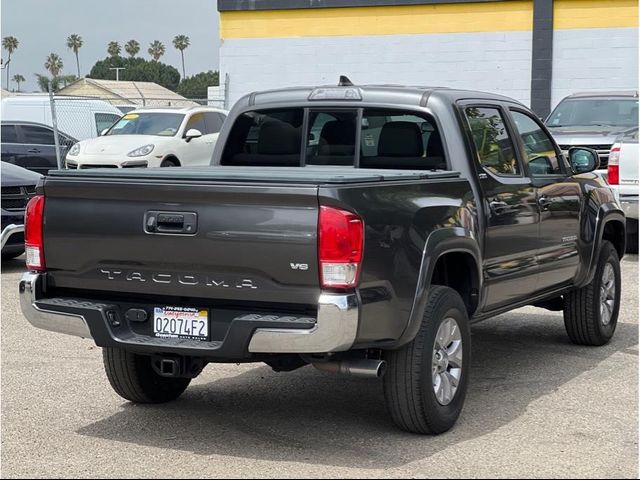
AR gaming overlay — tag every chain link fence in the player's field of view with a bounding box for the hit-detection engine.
[48,89,227,169]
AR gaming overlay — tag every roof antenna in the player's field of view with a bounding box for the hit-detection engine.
[339,75,354,86]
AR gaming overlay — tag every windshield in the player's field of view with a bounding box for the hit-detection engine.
[546,98,638,128]
[106,112,185,136]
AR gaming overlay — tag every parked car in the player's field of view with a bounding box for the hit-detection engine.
[64,106,228,168]
[1,161,41,258]
[1,95,122,141]
[545,91,639,174]
[1,121,77,175]
[608,128,639,253]
[20,84,625,435]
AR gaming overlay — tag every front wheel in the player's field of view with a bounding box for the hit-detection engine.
[563,240,621,346]
[383,286,471,434]
[160,158,179,167]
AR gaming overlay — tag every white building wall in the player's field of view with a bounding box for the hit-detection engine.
[551,27,638,108]
[221,31,533,107]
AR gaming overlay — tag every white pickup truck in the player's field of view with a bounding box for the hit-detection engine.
[608,128,639,253]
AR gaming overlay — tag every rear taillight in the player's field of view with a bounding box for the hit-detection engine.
[25,194,45,271]
[608,144,620,185]
[318,205,364,289]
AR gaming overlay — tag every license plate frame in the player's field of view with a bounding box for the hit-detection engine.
[153,306,209,342]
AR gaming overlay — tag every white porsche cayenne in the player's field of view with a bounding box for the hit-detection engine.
[65,106,228,168]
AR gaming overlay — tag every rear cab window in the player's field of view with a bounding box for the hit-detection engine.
[220,107,448,170]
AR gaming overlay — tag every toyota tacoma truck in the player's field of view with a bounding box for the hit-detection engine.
[19,84,626,434]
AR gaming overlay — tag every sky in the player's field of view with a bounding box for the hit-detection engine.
[1,0,220,92]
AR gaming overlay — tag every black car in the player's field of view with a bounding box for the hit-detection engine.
[1,121,76,175]
[1,161,41,258]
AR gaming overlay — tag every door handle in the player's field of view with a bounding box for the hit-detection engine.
[145,210,197,234]
[27,148,41,154]
[538,196,552,210]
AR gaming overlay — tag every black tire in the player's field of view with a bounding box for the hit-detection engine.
[626,228,638,254]
[563,240,621,346]
[2,249,24,260]
[103,348,190,403]
[160,158,179,167]
[383,286,471,434]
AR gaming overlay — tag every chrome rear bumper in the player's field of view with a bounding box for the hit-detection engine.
[20,272,92,338]
[19,272,359,354]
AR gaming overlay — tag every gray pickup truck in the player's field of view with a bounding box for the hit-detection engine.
[20,83,625,434]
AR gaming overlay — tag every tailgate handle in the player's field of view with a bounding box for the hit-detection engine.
[145,211,197,234]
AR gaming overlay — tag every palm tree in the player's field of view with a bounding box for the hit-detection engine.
[2,36,19,89]
[66,34,83,77]
[12,73,25,91]
[35,73,51,92]
[172,35,190,78]
[124,39,140,58]
[107,41,121,58]
[148,40,165,61]
[44,53,63,81]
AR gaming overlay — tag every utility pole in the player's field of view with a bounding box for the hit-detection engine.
[109,67,126,81]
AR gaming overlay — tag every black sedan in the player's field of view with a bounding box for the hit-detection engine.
[1,161,42,259]
[1,121,76,175]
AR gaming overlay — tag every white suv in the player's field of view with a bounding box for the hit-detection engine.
[65,106,228,169]
[608,128,639,253]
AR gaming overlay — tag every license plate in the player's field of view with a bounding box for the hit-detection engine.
[153,306,209,341]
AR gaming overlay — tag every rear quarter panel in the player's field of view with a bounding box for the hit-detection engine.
[319,178,477,347]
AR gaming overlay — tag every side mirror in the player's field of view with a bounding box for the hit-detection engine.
[100,128,109,136]
[185,128,202,142]
[569,147,600,174]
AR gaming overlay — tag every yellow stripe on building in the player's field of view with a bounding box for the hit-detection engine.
[554,0,638,29]
[220,1,533,39]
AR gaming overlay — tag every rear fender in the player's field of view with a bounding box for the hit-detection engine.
[394,227,482,348]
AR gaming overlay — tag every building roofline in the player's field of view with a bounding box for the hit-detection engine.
[218,0,510,12]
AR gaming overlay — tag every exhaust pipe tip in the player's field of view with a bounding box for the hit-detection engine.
[313,359,387,378]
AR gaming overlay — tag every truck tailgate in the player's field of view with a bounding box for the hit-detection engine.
[42,176,320,305]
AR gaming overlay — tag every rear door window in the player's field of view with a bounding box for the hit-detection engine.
[464,107,520,176]
[1,125,18,143]
[20,125,55,145]
[221,109,304,166]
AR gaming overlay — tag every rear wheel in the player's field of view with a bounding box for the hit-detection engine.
[103,348,190,403]
[563,240,621,346]
[626,219,638,254]
[383,286,471,434]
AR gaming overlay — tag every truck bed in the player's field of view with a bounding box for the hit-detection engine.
[47,166,460,184]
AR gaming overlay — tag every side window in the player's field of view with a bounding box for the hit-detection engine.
[359,108,446,170]
[465,107,520,176]
[204,112,223,134]
[21,125,55,145]
[306,111,357,166]
[511,110,562,175]
[1,125,18,143]
[220,108,303,166]
[185,112,207,134]
[95,113,121,135]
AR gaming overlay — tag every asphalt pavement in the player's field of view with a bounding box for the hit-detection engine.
[1,255,638,478]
